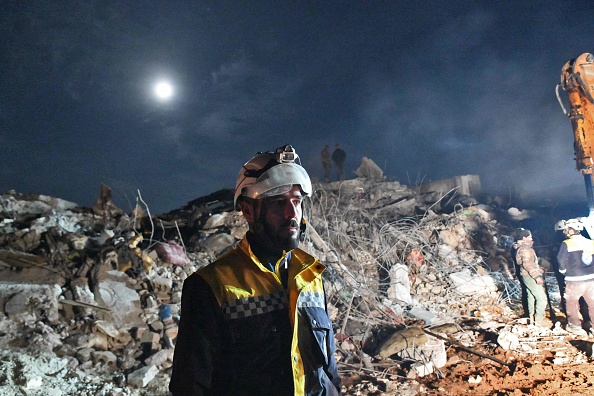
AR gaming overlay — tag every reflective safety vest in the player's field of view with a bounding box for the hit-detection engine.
[196,236,341,396]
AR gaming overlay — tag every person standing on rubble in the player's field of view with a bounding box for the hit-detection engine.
[331,144,346,181]
[321,145,332,183]
[555,218,594,336]
[169,145,342,396]
[511,228,549,327]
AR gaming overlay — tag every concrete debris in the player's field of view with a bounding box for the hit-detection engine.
[94,270,144,329]
[1,283,62,324]
[200,232,235,256]
[355,157,384,181]
[0,177,582,395]
[128,365,160,388]
[497,328,520,350]
[408,306,437,325]
[449,270,499,295]
[419,174,482,197]
[387,263,412,305]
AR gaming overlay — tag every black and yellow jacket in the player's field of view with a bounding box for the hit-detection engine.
[558,234,594,282]
[169,236,341,396]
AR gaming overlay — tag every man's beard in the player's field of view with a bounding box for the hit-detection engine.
[253,218,300,253]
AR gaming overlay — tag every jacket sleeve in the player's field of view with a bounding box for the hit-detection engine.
[323,281,342,394]
[169,273,223,396]
[557,242,569,275]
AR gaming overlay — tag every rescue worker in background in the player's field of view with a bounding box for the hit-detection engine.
[511,228,549,327]
[331,144,346,181]
[555,218,594,336]
[321,145,331,183]
[169,145,342,396]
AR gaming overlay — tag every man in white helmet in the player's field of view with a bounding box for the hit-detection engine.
[555,218,594,336]
[170,145,341,395]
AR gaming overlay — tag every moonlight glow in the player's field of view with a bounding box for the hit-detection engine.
[154,81,173,100]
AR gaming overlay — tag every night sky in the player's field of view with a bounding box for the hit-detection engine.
[1,1,593,215]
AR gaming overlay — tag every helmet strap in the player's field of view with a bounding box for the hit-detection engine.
[299,216,307,242]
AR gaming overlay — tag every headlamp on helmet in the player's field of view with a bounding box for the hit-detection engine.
[555,218,584,231]
[275,145,298,163]
[234,145,312,209]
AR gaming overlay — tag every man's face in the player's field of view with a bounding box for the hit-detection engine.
[258,186,304,252]
[563,228,574,236]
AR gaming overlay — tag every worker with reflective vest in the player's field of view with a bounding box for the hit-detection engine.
[170,145,341,395]
[556,218,594,336]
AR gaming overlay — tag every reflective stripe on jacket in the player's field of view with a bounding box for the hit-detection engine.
[170,236,341,396]
[558,234,594,282]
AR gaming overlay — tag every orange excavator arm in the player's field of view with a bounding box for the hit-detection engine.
[557,53,594,214]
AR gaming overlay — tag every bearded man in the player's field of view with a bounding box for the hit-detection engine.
[170,145,341,396]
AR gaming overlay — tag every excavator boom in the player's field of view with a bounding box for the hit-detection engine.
[558,52,594,213]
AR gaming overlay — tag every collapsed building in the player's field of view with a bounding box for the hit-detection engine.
[0,162,589,395]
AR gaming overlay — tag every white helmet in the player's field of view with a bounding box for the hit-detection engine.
[234,145,312,210]
[554,218,584,231]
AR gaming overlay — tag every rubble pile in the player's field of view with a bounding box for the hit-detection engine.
[0,173,587,395]
[308,178,521,320]
[303,180,520,387]
[0,189,213,395]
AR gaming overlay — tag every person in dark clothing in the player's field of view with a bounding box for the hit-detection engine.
[331,144,346,181]
[555,218,594,337]
[321,145,331,183]
[169,144,342,396]
[511,228,549,327]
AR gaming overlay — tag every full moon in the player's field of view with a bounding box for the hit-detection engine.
[154,81,173,100]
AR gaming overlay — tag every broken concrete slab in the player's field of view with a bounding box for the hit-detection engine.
[127,364,159,388]
[93,270,144,329]
[355,157,384,181]
[419,174,482,197]
[0,283,62,324]
[200,233,235,256]
[449,270,498,295]
[387,263,412,305]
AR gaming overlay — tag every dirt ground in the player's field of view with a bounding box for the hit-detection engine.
[342,342,594,395]
[420,345,594,395]
[341,312,594,396]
